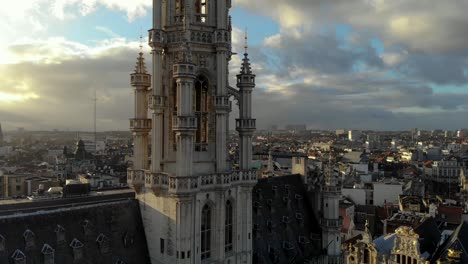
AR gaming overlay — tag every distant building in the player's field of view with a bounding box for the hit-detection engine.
[1,174,60,198]
[0,122,3,146]
[348,130,362,142]
[336,129,346,136]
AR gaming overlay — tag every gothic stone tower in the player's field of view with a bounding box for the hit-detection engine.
[127,0,257,264]
[321,157,343,263]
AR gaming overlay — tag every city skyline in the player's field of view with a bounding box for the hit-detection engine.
[1,0,468,131]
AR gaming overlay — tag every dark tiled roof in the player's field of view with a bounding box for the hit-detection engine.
[0,198,150,264]
[413,217,441,256]
[252,174,322,264]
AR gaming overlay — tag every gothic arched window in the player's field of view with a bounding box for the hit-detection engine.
[225,200,233,252]
[194,76,209,151]
[363,248,370,263]
[201,204,211,260]
[195,0,207,23]
[175,0,185,22]
[172,80,178,150]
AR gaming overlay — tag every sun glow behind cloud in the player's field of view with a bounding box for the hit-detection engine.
[0,92,39,102]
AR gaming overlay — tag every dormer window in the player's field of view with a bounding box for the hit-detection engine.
[55,225,66,245]
[195,0,207,23]
[96,233,110,254]
[272,186,278,196]
[69,238,84,261]
[23,229,35,250]
[82,219,92,237]
[41,244,55,264]
[0,234,5,252]
[266,199,273,212]
[266,220,273,232]
[11,249,26,264]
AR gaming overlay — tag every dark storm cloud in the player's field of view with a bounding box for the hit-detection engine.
[0,41,141,131]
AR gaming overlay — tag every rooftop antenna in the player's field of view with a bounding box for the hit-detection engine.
[94,87,97,154]
[244,28,248,54]
[139,26,144,53]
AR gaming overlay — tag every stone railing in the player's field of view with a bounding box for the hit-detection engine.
[214,96,230,110]
[127,169,145,192]
[148,95,165,110]
[322,185,342,196]
[320,218,343,229]
[142,170,257,194]
[236,119,256,130]
[172,116,197,130]
[130,119,152,131]
[130,74,150,86]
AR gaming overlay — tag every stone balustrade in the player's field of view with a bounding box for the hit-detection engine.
[236,119,256,130]
[172,116,197,130]
[139,170,257,194]
[130,119,152,132]
[320,218,343,229]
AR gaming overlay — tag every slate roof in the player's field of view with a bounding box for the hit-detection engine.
[0,193,150,264]
[413,217,442,256]
[252,174,322,264]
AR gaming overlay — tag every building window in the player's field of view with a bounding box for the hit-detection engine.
[363,249,370,263]
[194,76,209,152]
[201,204,211,260]
[195,0,207,23]
[160,238,165,254]
[225,200,233,252]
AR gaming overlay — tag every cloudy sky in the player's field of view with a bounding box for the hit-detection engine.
[1,0,468,131]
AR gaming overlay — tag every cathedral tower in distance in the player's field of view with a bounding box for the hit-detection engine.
[128,0,257,263]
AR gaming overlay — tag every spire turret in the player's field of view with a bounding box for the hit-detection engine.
[240,30,252,75]
[134,52,148,74]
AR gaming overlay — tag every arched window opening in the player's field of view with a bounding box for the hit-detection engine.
[175,0,185,23]
[225,200,233,252]
[363,249,370,263]
[172,80,178,151]
[195,76,209,151]
[195,0,207,23]
[201,204,211,260]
